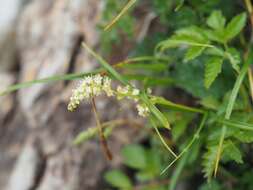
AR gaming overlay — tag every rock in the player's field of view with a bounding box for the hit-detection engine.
[5,138,44,190]
[17,0,103,126]
[0,0,29,71]
[0,73,15,123]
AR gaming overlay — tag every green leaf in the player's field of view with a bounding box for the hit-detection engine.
[204,56,223,89]
[226,48,241,72]
[220,119,253,131]
[141,93,171,129]
[199,180,221,190]
[73,127,98,145]
[205,47,225,57]
[157,33,212,52]
[207,10,226,31]
[136,171,154,182]
[121,144,147,169]
[184,46,206,62]
[203,29,225,43]
[172,115,193,141]
[224,12,247,41]
[151,96,205,114]
[200,96,220,110]
[175,26,207,41]
[223,140,243,164]
[214,50,253,176]
[104,170,132,189]
[235,131,253,143]
[202,144,219,182]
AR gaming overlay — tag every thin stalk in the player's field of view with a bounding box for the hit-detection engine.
[91,97,113,160]
[248,63,253,102]
[104,0,137,31]
[218,119,253,131]
[169,151,189,190]
[214,54,251,176]
[150,117,178,158]
[0,55,171,97]
[244,0,253,102]
[151,96,205,114]
[115,56,170,68]
[161,113,208,174]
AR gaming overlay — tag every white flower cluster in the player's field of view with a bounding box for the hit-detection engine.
[136,104,150,117]
[116,85,139,100]
[68,74,113,111]
[68,74,150,117]
[116,85,150,117]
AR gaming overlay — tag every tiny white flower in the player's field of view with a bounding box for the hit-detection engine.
[147,88,152,94]
[85,76,92,84]
[94,74,103,85]
[136,104,150,117]
[132,89,140,96]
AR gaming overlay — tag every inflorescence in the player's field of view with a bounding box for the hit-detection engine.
[68,74,150,117]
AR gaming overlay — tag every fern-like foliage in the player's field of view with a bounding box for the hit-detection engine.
[156,10,247,89]
[202,144,219,182]
[202,139,243,181]
[204,56,223,88]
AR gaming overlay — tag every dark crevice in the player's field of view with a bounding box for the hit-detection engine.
[64,35,84,86]
[29,143,47,190]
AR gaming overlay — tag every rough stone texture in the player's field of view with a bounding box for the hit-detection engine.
[17,0,102,126]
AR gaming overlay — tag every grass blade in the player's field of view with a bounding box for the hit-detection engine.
[0,70,100,96]
[219,119,253,131]
[141,93,170,129]
[214,50,253,176]
[150,117,177,158]
[151,96,205,114]
[82,42,129,85]
[104,0,137,31]
[161,113,208,174]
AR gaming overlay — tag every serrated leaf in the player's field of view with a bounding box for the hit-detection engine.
[202,144,219,182]
[104,170,132,189]
[205,47,225,57]
[207,10,226,31]
[203,29,225,43]
[157,33,211,52]
[235,131,253,143]
[226,48,241,72]
[204,57,223,89]
[121,144,147,169]
[223,140,243,164]
[175,26,208,41]
[184,46,206,62]
[224,12,247,41]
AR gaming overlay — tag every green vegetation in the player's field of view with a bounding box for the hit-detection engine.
[2,0,253,189]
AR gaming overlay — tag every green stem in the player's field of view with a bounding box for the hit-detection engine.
[169,151,189,190]
[151,96,206,114]
[161,113,208,174]
[150,117,178,158]
[214,51,252,176]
